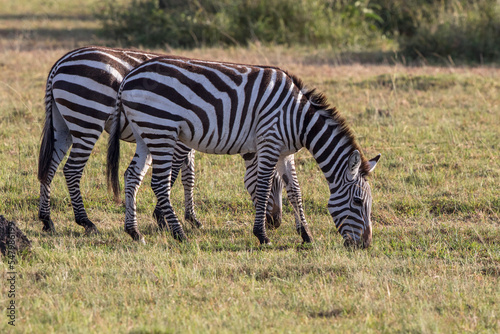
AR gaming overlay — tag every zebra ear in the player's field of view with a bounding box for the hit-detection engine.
[347,150,361,180]
[368,154,381,173]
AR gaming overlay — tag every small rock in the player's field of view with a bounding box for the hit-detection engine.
[0,215,31,256]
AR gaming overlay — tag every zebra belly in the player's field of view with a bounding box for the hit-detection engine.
[178,123,257,155]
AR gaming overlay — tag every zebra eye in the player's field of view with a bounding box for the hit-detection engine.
[353,197,363,206]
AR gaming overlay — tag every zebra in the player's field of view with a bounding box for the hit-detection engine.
[107,56,381,247]
[38,46,298,234]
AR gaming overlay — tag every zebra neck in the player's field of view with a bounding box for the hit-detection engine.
[303,112,353,189]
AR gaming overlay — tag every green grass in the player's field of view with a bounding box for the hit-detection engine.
[0,2,499,332]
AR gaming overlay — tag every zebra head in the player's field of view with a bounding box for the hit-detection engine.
[329,150,380,248]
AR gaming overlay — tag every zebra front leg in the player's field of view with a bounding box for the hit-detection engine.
[277,155,313,243]
[252,147,280,245]
[266,172,283,229]
[123,139,152,243]
[243,152,283,230]
[150,146,188,242]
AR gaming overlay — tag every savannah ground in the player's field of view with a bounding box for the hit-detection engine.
[0,1,499,333]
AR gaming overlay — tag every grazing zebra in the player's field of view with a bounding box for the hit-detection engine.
[107,57,381,247]
[38,46,294,234]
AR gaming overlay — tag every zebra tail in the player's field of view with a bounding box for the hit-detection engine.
[37,76,55,183]
[106,98,122,202]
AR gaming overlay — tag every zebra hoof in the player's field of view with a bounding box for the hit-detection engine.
[126,229,145,243]
[40,213,55,232]
[254,231,270,245]
[173,231,188,242]
[259,236,271,245]
[191,219,203,229]
[298,225,313,243]
[185,213,203,229]
[41,219,55,233]
[77,218,99,235]
[84,225,100,235]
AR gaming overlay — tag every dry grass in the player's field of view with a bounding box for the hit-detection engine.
[0,2,499,332]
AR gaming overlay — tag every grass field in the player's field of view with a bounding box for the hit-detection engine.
[1,1,499,333]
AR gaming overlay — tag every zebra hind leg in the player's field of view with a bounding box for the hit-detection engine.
[151,170,167,232]
[123,140,153,243]
[252,146,280,245]
[38,114,72,233]
[151,171,165,229]
[180,148,202,228]
[149,146,188,242]
[278,155,313,243]
[266,170,283,230]
[63,137,100,235]
[39,169,62,233]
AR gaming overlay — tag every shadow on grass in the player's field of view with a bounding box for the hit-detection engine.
[138,221,314,252]
[0,14,95,21]
[197,241,314,253]
[304,50,400,66]
[0,28,98,42]
[0,12,104,50]
[481,266,500,277]
[308,308,344,319]
[27,226,101,240]
[200,260,350,282]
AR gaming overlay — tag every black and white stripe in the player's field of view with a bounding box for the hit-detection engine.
[38,46,164,233]
[107,57,381,246]
[38,46,293,234]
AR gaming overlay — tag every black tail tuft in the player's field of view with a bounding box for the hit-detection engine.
[38,84,55,183]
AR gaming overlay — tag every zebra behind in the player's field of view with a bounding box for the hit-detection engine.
[38,46,293,234]
[107,57,381,247]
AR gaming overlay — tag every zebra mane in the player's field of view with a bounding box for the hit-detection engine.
[287,72,372,176]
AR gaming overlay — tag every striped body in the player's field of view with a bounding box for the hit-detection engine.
[38,46,292,234]
[108,57,380,246]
